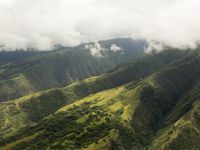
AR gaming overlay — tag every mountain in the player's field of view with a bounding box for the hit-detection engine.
[0,50,47,65]
[0,47,199,150]
[0,38,146,102]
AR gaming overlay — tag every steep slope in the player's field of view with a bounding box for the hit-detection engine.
[0,50,46,65]
[149,82,200,150]
[0,38,146,102]
[0,48,200,149]
[0,48,187,140]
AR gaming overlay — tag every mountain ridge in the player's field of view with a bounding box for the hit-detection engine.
[0,38,146,102]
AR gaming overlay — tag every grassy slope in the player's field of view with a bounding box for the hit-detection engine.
[0,80,147,150]
[0,89,70,139]
[0,74,35,101]
[0,48,200,149]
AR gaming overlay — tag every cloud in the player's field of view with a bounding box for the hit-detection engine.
[0,0,200,50]
[110,44,122,52]
[85,42,124,57]
[85,42,104,57]
[145,41,165,53]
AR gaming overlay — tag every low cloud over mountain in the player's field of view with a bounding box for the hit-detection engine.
[0,0,200,50]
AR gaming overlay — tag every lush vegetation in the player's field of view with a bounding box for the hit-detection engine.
[0,46,200,149]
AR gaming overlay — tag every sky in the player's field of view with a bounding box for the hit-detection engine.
[0,0,200,50]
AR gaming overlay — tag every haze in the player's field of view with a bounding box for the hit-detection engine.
[0,0,199,50]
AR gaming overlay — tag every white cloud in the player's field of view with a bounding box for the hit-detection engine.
[0,0,200,50]
[145,41,164,53]
[110,44,122,52]
[85,42,104,57]
[85,42,124,57]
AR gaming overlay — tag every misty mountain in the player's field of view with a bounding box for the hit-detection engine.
[0,38,146,102]
[0,0,199,149]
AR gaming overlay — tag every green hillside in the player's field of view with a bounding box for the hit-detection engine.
[0,47,199,149]
[0,38,146,102]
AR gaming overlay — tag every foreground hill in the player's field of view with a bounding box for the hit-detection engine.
[0,48,199,149]
[0,38,146,102]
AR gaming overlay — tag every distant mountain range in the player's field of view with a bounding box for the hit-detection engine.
[0,38,146,102]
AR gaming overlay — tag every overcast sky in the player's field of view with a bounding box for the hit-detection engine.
[0,0,200,50]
